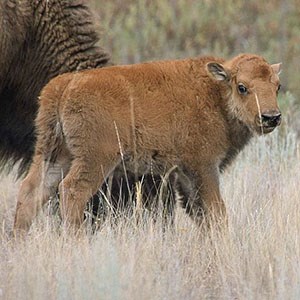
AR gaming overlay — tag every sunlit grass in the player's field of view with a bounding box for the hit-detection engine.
[1,124,299,299]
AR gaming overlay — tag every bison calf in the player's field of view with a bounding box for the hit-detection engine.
[14,53,282,233]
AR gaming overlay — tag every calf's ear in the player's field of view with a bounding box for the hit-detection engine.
[271,63,282,75]
[206,62,230,81]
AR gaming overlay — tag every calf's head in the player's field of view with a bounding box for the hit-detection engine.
[207,54,282,134]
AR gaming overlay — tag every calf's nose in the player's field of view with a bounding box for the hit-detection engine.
[261,112,281,127]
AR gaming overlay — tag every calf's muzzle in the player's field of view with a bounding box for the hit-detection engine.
[261,112,282,128]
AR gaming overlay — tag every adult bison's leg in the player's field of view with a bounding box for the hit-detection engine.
[175,165,227,227]
[87,171,176,229]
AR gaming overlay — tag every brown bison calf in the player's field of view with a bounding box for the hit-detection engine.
[14,53,282,233]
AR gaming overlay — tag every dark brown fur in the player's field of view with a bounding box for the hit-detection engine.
[13,54,282,233]
[0,0,110,174]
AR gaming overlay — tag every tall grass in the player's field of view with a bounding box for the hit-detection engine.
[1,122,299,299]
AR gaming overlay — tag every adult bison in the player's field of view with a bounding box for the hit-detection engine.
[14,53,282,233]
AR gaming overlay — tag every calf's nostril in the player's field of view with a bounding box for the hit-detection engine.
[261,113,281,126]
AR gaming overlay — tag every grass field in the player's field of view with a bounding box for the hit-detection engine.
[1,124,299,299]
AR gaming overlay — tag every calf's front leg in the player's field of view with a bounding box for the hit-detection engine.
[174,165,227,227]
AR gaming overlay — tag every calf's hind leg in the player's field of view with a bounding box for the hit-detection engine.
[58,153,117,228]
[14,154,70,234]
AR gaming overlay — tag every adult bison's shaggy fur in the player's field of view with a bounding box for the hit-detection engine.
[0,0,110,174]
[14,53,282,233]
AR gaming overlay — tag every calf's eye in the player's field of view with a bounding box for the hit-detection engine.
[237,83,248,95]
[277,84,281,92]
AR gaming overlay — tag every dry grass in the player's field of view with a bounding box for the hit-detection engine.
[0,127,299,300]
